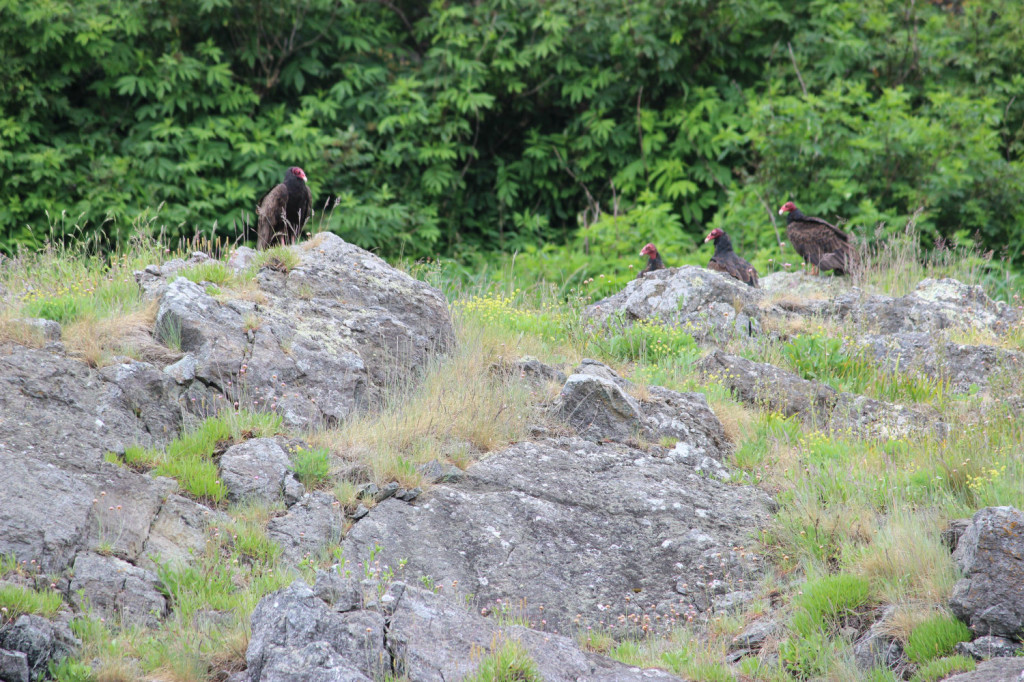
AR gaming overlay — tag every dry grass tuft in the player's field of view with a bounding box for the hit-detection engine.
[312,312,544,486]
[710,399,754,445]
[0,314,49,349]
[63,300,181,367]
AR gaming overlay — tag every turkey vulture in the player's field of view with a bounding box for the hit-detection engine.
[257,167,312,249]
[777,201,858,275]
[637,243,665,278]
[704,228,759,287]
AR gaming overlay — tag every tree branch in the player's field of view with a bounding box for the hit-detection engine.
[787,42,807,96]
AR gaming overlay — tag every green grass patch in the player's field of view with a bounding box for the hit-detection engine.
[910,655,975,682]
[790,573,872,637]
[290,446,332,488]
[595,318,699,364]
[115,410,282,504]
[46,657,94,682]
[0,583,64,620]
[783,333,948,404]
[905,613,972,664]
[462,640,542,682]
[226,519,282,565]
[248,246,300,275]
[179,261,234,286]
[778,631,837,680]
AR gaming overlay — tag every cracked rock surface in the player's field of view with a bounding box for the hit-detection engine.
[247,577,686,682]
[342,435,773,634]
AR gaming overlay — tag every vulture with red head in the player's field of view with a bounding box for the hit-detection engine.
[257,167,312,249]
[704,228,759,287]
[778,201,858,275]
[637,243,665,278]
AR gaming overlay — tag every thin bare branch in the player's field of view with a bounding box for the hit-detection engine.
[787,42,807,96]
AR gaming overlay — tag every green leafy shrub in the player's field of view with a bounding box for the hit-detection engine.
[905,613,972,664]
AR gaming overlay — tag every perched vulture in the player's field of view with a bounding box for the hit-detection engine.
[704,228,759,287]
[637,243,665,278]
[777,201,858,275]
[257,167,312,249]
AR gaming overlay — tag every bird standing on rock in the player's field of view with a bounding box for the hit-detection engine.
[704,228,759,287]
[257,167,312,249]
[777,201,858,275]
[637,243,665,278]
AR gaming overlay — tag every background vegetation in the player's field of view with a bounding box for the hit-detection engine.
[3,0,1023,281]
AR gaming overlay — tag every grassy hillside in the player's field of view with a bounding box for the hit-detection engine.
[1,226,1022,681]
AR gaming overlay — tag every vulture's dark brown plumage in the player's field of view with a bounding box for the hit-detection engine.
[257,167,312,249]
[637,242,665,278]
[778,201,858,275]
[704,228,759,287]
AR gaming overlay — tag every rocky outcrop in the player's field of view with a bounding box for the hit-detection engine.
[0,615,79,680]
[553,360,732,455]
[69,552,167,628]
[857,332,1023,393]
[342,434,773,634]
[955,635,1021,660]
[950,506,1024,638]
[266,492,344,563]
[584,265,762,340]
[218,438,298,504]
[697,350,945,439]
[944,657,1024,681]
[148,233,455,429]
[247,578,685,682]
[697,350,836,421]
[829,392,947,441]
[829,278,1020,335]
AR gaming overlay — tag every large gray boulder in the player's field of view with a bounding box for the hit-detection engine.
[553,373,648,442]
[0,615,79,679]
[342,435,773,634]
[246,581,387,682]
[150,233,455,429]
[584,265,762,340]
[266,492,344,563]
[553,360,732,453]
[139,493,222,571]
[247,579,684,682]
[943,657,1024,681]
[218,438,295,504]
[830,278,1019,335]
[950,506,1024,637]
[697,350,836,422]
[857,332,1023,394]
[69,552,167,628]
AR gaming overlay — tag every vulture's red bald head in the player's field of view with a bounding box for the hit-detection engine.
[778,201,796,215]
[640,243,658,257]
[289,167,308,183]
[704,228,724,243]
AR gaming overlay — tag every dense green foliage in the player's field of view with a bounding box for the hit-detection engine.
[2,0,1024,272]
